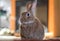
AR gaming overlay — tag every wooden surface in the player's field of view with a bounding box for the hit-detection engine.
[48,0,60,37]
[10,0,16,32]
[54,0,60,37]
[14,33,21,37]
[48,0,54,36]
[14,39,60,41]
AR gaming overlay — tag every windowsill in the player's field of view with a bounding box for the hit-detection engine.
[0,36,20,40]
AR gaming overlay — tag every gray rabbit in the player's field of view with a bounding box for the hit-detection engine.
[20,0,44,40]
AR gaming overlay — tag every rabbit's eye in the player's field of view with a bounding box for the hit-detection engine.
[26,13,30,17]
[27,13,29,16]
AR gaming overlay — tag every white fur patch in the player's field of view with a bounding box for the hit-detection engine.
[23,21,34,24]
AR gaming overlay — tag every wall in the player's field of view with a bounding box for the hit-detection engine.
[36,5,47,26]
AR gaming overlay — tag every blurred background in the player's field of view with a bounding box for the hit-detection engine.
[0,0,60,40]
[0,0,11,35]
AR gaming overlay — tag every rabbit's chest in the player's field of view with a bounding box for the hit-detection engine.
[21,21,35,27]
[21,23,35,31]
[21,22,38,35]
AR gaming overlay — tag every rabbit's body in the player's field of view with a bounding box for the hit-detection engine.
[21,17,44,40]
[20,0,44,40]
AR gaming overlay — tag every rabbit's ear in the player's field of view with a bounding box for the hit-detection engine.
[26,1,32,12]
[31,0,37,16]
[26,0,37,11]
[26,0,37,16]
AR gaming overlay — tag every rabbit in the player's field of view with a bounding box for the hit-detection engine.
[20,0,44,40]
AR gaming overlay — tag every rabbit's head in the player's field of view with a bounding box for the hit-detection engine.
[20,0,37,23]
